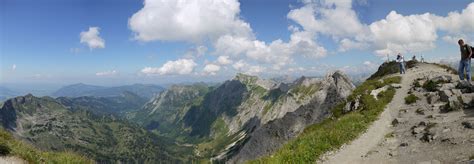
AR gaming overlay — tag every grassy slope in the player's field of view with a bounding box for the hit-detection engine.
[0,128,93,163]
[250,75,401,163]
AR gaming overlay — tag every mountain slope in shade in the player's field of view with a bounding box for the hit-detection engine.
[130,83,211,139]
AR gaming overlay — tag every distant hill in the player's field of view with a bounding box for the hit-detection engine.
[57,91,148,117]
[52,83,164,99]
[51,83,105,97]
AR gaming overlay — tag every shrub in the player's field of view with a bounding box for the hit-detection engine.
[422,80,438,92]
[405,94,419,104]
[0,143,11,156]
[413,80,421,88]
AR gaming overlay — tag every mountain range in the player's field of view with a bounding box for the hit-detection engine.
[1,67,414,163]
[52,83,165,99]
[0,71,355,162]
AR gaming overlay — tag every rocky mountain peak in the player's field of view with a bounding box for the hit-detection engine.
[234,73,258,83]
[327,70,355,88]
[233,73,276,90]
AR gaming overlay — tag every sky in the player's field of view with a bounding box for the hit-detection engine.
[1,0,474,86]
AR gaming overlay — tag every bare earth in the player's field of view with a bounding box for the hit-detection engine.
[321,63,474,164]
[0,156,26,164]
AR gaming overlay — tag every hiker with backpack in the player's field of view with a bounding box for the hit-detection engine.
[396,53,406,74]
[458,39,473,81]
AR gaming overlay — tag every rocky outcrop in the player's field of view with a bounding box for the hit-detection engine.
[227,71,354,163]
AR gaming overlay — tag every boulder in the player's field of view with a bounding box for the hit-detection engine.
[343,95,360,113]
[430,75,452,83]
[456,81,474,93]
[412,126,425,135]
[343,102,351,113]
[427,92,440,104]
[392,118,399,126]
[439,89,462,102]
[443,96,463,112]
[461,93,474,107]
[390,84,402,89]
[462,121,473,129]
[420,132,436,142]
[439,83,455,91]
[452,89,463,97]
[439,90,454,102]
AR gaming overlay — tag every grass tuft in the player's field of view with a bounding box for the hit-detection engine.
[422,80,438,92]
[404,94,419,104]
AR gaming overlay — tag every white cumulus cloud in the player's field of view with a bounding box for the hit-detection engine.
[203,63,221,75]
[217,56,232,65]
[288,1,474,57]
[130,0,327,75]
[12,64,16,71]
[141,59,197,75]
[287,0,368,40]
[434,3,474,35]
[80,27,105,49]
[129,0,252,42]
[369,11,438,56]
[96,70,118,76]
[232,60,248,71]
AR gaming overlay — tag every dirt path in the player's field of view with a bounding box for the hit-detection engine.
[321,63,448,164]
[0,156,26,164]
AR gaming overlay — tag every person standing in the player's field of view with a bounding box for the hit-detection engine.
[458,39,473,81]
[396,53,406,74]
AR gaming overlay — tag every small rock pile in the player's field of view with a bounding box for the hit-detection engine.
[416,75,474,112]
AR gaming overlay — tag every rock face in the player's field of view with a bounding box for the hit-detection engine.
[227,71,354,163]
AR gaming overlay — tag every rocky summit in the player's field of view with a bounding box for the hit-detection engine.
[320,62,474,164]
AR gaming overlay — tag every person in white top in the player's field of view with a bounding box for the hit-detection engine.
[396,53,406,74]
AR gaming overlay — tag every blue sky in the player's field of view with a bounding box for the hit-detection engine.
[1,0,474,86]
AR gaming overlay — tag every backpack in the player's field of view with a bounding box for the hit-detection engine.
[467,44,474,58]
[471,45,474,58]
